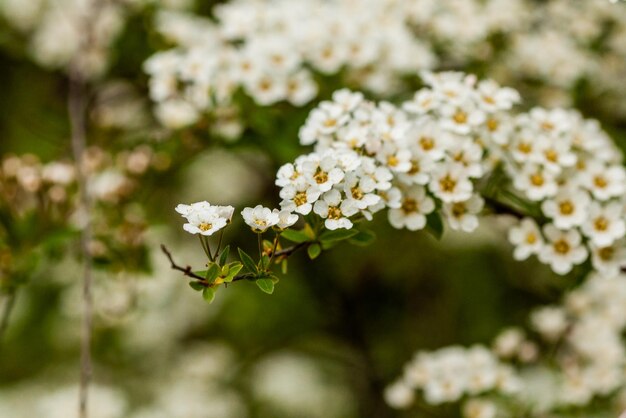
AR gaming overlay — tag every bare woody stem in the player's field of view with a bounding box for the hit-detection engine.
[161,241,309,286]
[68,65,93,418]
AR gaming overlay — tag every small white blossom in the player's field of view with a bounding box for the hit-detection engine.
[538,224,588,275]
[508,218,544,261]
[241,205,280,233]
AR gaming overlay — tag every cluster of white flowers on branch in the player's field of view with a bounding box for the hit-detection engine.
[387,271,626,417]
[168,71,626,307]
[143,0,626,131]
[144,0,436,129]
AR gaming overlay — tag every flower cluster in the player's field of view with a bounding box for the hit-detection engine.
[144,0,438,129]
[387,272,626,416]
[505,108,626,275]
[384,345,520,409]
[143,0,626,132]
[275,73,520,234]
[273,72,626,277]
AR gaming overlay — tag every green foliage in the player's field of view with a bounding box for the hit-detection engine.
[255,277,275,294]
[307,243,322,260]
[202,287,216,304]
[238,248,258,274]
[281,229,311,243]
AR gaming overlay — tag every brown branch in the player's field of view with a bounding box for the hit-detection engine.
[483,196,527,219]
[273,241,309,257]
[69,66,93,418]
[161,244,209,282]
[162,241,310,286]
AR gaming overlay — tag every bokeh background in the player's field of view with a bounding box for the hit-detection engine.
[0,0,625,417]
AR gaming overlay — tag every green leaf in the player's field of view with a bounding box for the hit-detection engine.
[206,263,221,283]
[349,229,376,246]
[202,287,216,304]
[188,281,204,291]
[193,270,207,277]
[281,229,310,243]
[319,228,359,243]
[219,245,230,266]
[281,259,288,275]
[256,278,275,294]
[307,243,322,260]
[426,212,444,240]
[238,248,258,274]
[224,262,243,282]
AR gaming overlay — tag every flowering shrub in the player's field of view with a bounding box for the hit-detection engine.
[0,1,625,418]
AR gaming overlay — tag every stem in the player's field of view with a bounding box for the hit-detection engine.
[198,235,213,261]
[0,290,17,343]
[68,65,93,418]
[257,233,264,269]
[267,231,281,267]
[215,229,224,261]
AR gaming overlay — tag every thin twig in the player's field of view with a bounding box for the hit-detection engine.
[68,60,93,418]
[161,244,209,282]
[483,196,527,219]
[161,241,309,286]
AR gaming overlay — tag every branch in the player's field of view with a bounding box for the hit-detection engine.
[273,241,309,257]
[483,196,527,220]
[160,244,209,282]
[161,241,309,286]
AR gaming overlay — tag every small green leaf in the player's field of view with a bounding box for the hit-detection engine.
[193,270,207,277]
[238,248,258,273]
[202,287,216,303]
[281,229,310,243]
[307,243,322,260]
[224,262,243,282]
[256,278,275,294]
[219,245,230,266]
[281,259,288,275]
[189,281,204,291]
[349,229,376,246]
[426,212,444,240]
[206,263,221,282]
[319,228,359,243]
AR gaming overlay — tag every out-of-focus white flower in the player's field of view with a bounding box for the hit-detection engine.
[538,224,588,275]
[442,194,484,232]
[508,218,544,261]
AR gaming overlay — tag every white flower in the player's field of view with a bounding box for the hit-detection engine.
[531,306,569,341]
[384,381,414,410]
[342,171,380,210]
[429,164,473,203]
[176,201,229,236]
[462,399,497,418]
[274,209,298,230]
[241,205,280,233]
[313,189,357,230]
[580,162,626,201]
[590,241,626,276]
[513,164,558,201]
[541,188,590,229]
[581,202,626,247]
[442,195,483,232]
[508,218,543,261]
[388,186,435,231]
[538,224,588,275]
[279,182,321,215]
[301,153,345,192]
